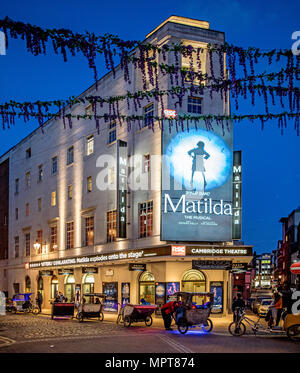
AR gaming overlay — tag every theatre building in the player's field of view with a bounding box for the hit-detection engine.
[0,16,252,316]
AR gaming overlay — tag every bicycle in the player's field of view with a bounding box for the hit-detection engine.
[228,307,287,337]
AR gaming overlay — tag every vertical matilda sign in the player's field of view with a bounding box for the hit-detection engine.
[117,140,127,238]
[232,151,242,240]
[161,120,233,241]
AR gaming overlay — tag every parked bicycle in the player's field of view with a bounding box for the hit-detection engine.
[228,307,300,341]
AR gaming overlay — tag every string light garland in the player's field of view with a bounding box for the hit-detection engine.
[1,110,299,135]
[0,17,299,136]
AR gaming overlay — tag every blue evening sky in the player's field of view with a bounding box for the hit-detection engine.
[0,0,299,254]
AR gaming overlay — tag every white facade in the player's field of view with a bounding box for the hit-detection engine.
[0,16,252,314]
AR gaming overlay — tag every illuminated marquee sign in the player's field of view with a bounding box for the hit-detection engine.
[28,245,252,269]
[232,151,242,240]
[161,119,233,242]
[117,140,127,238]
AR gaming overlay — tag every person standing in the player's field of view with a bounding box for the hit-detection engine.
[36,291,43,313]
[232,293,245,322]
[268,292,282,327]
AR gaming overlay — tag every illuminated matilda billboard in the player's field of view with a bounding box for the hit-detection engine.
[161,120,233,242]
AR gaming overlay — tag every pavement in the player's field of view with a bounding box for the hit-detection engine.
[0,310,299,353]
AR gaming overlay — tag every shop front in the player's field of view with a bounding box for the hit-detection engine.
[26,244,252,315]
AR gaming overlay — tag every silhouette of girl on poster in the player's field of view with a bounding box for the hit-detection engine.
[188,141,210,190]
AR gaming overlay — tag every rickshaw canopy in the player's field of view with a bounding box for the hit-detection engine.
[173,292,214,304]
[13,293,32,301]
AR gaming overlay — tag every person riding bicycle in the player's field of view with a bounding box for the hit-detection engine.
[232,293,245,322]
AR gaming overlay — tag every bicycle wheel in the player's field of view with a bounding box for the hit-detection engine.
[32,306,39,315]
[145,315,152,327]
[124,316,131,328]
[202,318,213,333]
[77,312,84,323]
[228,322,246,336]
[287,324,300,342]
[177,318,189,334]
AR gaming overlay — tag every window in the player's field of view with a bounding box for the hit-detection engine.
[14,236,19,258]
[15,178,19,194]
[26,148,31,159]
[109,166,115,185]
[86,135,94,156]
[108,121,117,144]
[85,104,93,116]
[25,233,30,256]
[26,203,30,217]
[68,185,73,200]
[25,171,31,188]
[87,176,92,193]
[143,103,154,128]
[36,230,43,254]
[188,96,202,114]
[51,191,56,206]
[50,226,58,252]
[66,221,74,249]
[107,210,117,242]
[38,164,43,182]
[85,216,94,246]
[67,146,74,165]
[15,208,18,220]
[144,154,150,173]
[38,198,42,211]
[52,156,58,174]
[139,201,153,238]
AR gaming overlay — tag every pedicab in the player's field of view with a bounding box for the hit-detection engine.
[283,313,300,341]
[173,292,214,334]
[122,303,157,327]
[76,293,106,322]
[11,293,39,315]
[51,299,75,320]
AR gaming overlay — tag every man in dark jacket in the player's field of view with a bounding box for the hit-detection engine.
[161,301,178,331]
[232,293,245,322]
[36,291,43,313]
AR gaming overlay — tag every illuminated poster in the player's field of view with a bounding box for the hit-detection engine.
[155,282,166,315]
[121,282,130,306]
[102,282,118,312]
[210,281,223,314]
[161,121,233,241]
[166,282,180,302]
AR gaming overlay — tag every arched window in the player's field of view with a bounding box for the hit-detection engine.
[82,274,95,303]
[51,276,58,299]
[182,269,206,282]
[181,269,206,304]
[25,276,31,293]
[139,271,155,304]
[139,271,155,282]
[64,275,75,302]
